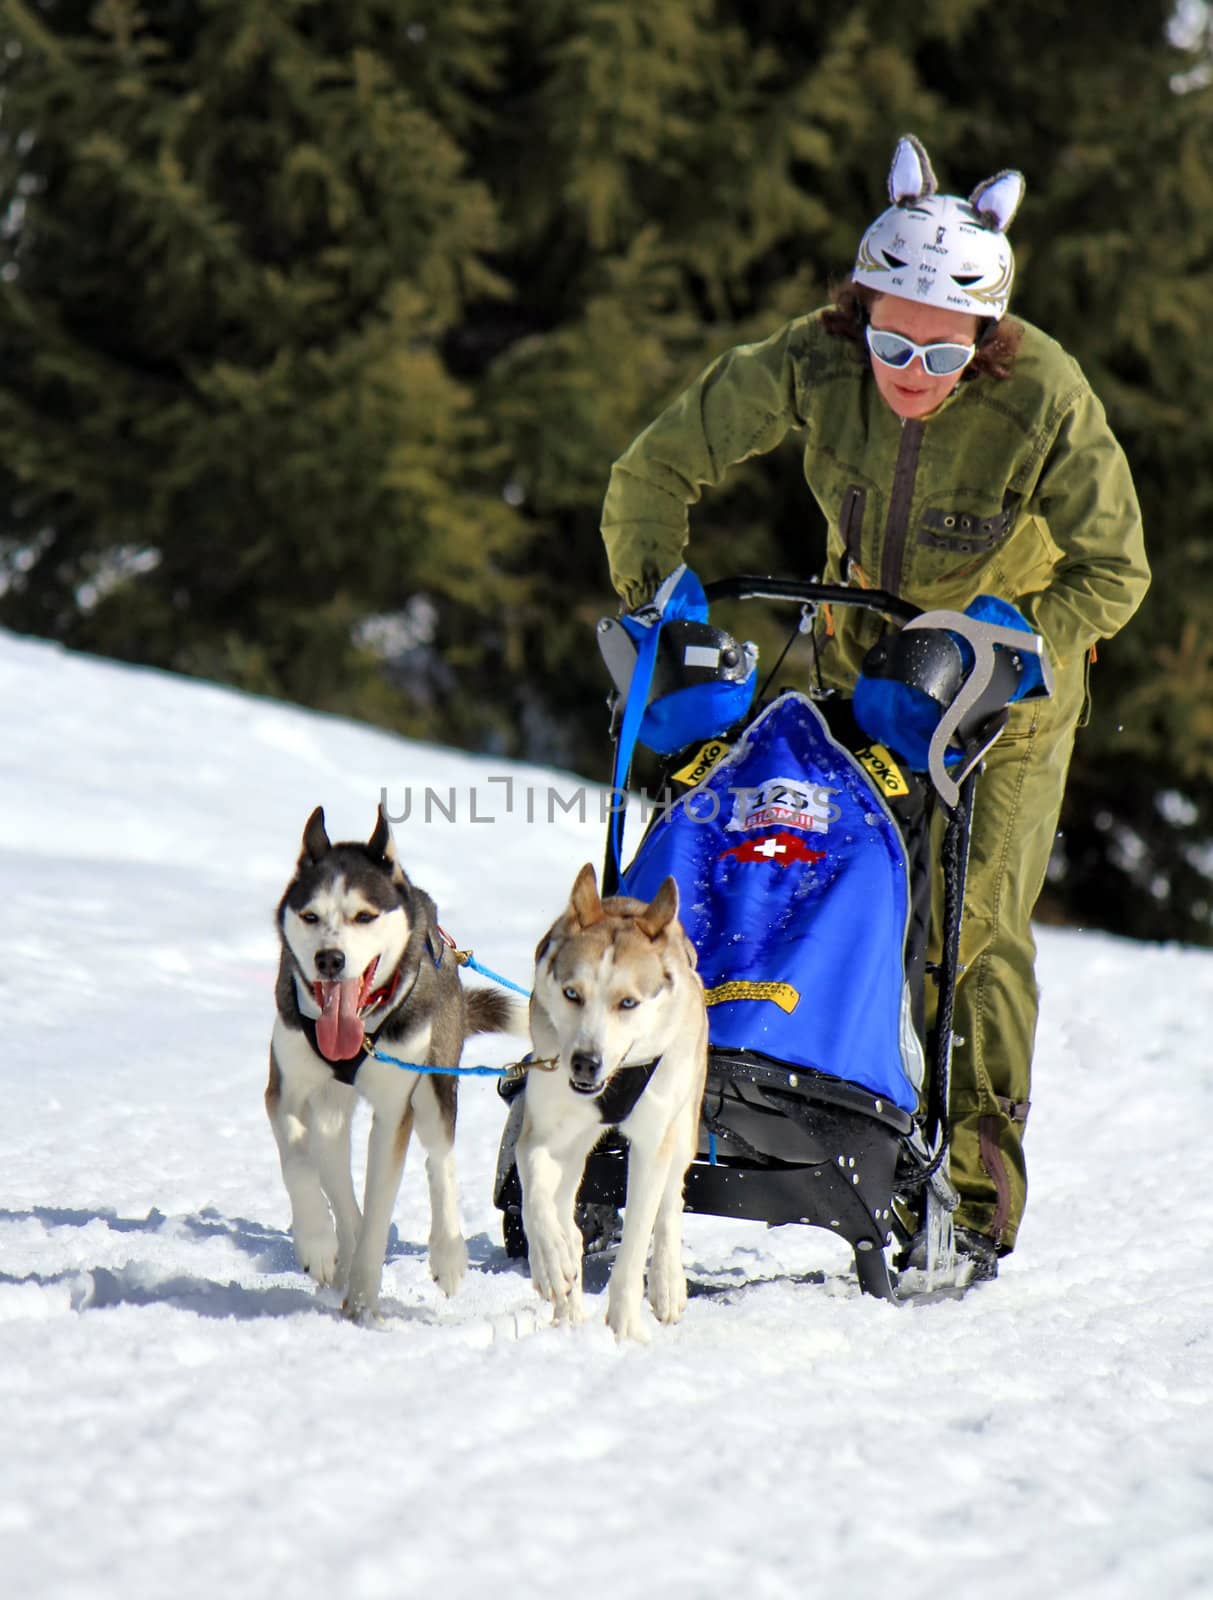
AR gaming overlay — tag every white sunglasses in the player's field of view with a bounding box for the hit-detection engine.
[866,325,976,377]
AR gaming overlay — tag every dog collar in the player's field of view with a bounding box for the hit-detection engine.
[361,961,405,1016]
[594,1057,662,1126]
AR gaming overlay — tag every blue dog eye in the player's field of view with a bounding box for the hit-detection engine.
[562,985,581,1004]
[618,996,638,1010]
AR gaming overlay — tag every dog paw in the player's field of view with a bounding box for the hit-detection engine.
[647,1257,688,1325]
[429,1234,468,1298]
[342,1264,383,1322]
[294,1229,340,1286]
[528,1228,581,1318]
[605,1294,652,1345]
[552,1284,587,1328]
[341,1293,383,1326]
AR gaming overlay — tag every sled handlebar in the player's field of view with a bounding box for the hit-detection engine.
[703,576,920,624]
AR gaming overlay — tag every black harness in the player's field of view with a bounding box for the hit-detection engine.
[298,1016,368,1086]
[593,1058,662,1125]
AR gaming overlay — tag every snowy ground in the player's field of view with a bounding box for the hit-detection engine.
[2,629,1210,1600]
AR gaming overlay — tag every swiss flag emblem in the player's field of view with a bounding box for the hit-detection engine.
[718,831,826,869]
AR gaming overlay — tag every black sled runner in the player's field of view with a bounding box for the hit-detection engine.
[494,575,1052,1299]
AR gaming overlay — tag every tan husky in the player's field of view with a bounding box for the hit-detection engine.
[517,863,709,1342]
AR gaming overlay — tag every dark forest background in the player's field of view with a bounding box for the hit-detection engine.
[2,0,1212,943]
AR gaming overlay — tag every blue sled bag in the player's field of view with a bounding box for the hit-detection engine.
[621,692,924,1114]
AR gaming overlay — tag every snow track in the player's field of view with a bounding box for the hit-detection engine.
[2,630,1210,1600]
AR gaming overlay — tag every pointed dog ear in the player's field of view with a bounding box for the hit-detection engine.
[569,862,605,928]
[636,876,679,940]
[969,169,1025,233]
[367,806,391,860]
[368,806,407,885]
[301,806,331,864]
[888,133,938,204]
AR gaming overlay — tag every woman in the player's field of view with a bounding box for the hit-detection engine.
[600,135,1150,1277]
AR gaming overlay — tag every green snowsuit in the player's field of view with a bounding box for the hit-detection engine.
[601,310,1149,1250]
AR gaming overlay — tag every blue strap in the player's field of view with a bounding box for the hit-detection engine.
[610,619,662,876]
[462,953,531,998]
[369,1046,508,1078]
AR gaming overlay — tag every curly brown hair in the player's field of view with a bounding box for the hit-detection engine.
[822,280,1022,381]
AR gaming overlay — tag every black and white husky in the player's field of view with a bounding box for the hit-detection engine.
[267,807,517,1319]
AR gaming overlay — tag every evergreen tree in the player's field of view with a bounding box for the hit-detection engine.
[461,1,948,770]
[919,0,1213,940]
[2,0,1211,940]
[468,0,1213,939]
[0,0,523,741]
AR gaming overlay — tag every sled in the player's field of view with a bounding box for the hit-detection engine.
[494,576,1052,1299]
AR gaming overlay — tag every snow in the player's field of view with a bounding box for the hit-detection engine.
[2,628,1211,1600]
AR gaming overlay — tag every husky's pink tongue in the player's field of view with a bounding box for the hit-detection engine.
[316,980,366,1060]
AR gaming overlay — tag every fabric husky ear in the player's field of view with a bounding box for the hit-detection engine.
[569,862,605,929]
[969,169,1025,233]
[888,134,938,204]
[636,876,679,940]
[301,806,331,865]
